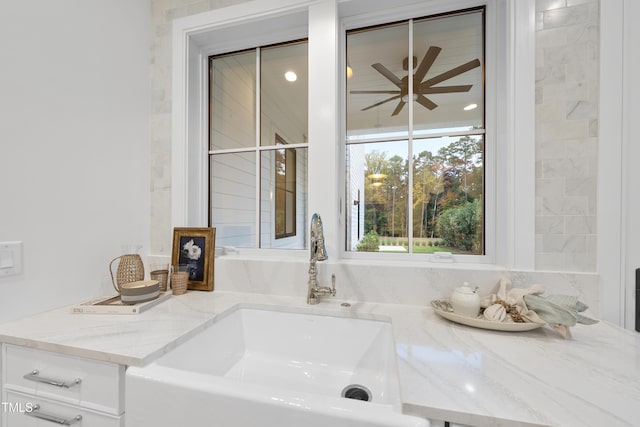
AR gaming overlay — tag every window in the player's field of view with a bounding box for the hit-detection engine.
[345,8,485,255]
[275,134,297,239]
[174,0,535,268]
[208,40,308,249]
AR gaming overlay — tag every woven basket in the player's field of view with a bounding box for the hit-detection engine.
[171,272,189,295]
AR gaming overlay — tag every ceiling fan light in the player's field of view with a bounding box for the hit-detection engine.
[401,93,418,103]
[464,103,478,111]
[284,71,297,82]
[368,173,387,179]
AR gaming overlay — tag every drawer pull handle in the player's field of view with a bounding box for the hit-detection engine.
[23,370,82,388]
[25,404,83,425]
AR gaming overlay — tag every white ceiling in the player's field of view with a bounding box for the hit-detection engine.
[346,10,484,134]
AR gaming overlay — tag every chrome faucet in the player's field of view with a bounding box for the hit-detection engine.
[307,213,335,304]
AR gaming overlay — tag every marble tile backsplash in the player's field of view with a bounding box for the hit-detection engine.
[535,0,599,272]
[213,257,600,316]
[149,0,253,256]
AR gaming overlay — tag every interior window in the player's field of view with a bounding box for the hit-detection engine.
[209,41,308,249]
[274,135,297,239]
[345,8,485,255]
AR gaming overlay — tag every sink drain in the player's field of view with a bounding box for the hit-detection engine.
[341,384,372,402]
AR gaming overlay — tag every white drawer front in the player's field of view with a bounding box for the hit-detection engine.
[4,391,123,427]
[4,345,124,415]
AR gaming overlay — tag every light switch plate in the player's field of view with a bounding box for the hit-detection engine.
[0,241,23,277]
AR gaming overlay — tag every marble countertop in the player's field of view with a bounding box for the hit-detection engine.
[0,290,638,426]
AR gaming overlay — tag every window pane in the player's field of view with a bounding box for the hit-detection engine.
[413,136,483,254]
[274,146,296,238]
[346,142,408,252]
[413,11,483,131]
[261,41,308,146]
[345,8,485,256]
[346,22,409,140]
[210,152,256,247]
[210,50,256,150]
[260,147,308,249]
[209,40,309,252]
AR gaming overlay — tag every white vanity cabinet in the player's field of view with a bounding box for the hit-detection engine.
[1,344,125,427]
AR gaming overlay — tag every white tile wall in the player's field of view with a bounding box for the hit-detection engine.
[149,0,254,255]
[535,0,599,272]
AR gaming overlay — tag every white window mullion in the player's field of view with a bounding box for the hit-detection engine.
[308,0,339,257]
[407,19,414,253]
[255,47,262,248]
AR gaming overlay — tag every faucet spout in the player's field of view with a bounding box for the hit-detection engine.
[307,213,335,304]
[310,213,327,261]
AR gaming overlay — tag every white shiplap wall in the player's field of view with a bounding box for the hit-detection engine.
[210,48,308,249]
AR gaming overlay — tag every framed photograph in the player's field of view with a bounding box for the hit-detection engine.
[171,227,216,291]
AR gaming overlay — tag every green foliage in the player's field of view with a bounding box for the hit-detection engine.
[357,230,380,252]
[436,200,482,252]
[361,136,484,254]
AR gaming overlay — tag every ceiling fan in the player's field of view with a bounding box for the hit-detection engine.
[350,46,481,116]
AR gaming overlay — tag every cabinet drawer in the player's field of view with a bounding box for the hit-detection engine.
[4,345,124,415]
[4,391,123,427]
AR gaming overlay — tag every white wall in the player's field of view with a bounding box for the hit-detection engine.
[0,0,151,322]
[622,0,640,329]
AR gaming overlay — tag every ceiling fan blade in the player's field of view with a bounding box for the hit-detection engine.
[361,95,401,111]
[421,85,473,94]
[391,100,406,116]
[414,46,441,82]
[416,94,437,110]
[350,90,401,94]
[422,59,481,88]
[371,63,403,87]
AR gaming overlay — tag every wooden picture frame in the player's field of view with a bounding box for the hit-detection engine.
[171,227,215,291]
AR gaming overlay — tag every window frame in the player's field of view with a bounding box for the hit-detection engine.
[171,0,536,269]
[343,8,487,257]
[340,1,498,265]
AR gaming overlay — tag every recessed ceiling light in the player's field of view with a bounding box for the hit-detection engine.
[284,71,297,82]
[464,103,478,111]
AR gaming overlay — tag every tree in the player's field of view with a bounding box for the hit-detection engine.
[436,136,482,202]
[364,150,390,234]
[386,155,407,237]
[435,199,482,252]
[412,150,441,238]
[358,136,484,253]
[357,230,380,252]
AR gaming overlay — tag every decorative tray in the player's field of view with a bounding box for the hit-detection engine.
[430,300,544,332]
[71,292,171,315]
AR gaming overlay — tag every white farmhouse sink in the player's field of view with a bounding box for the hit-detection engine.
[126,304,428,427]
